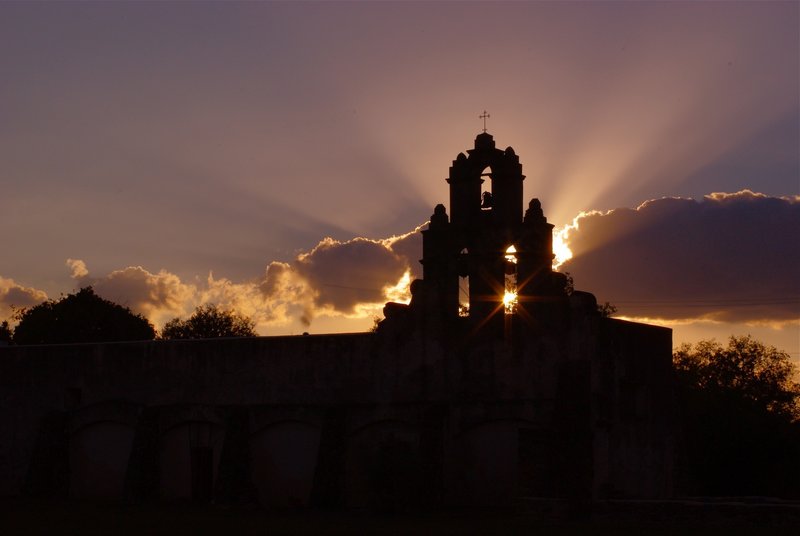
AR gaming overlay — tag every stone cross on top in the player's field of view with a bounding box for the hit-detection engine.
[479,110,490,133]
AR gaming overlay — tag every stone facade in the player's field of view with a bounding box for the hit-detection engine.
[0,319,672,508]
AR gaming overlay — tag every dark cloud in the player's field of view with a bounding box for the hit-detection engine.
[294,236,409,314]
[560,191,800,323]
[385,225,424,280]
[249,228,423,325]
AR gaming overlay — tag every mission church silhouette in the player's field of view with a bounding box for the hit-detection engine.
[0,129,673,509]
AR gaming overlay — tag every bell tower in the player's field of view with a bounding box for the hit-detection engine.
[419,130,568,335]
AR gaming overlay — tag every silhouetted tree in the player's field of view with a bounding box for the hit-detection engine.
[0,320,12,344]
[161,304,257,339]
[674,336,800,497]
[12,287,156,345]
[597,301,617,318]
[563,272,574,296]
[674,335,799,419]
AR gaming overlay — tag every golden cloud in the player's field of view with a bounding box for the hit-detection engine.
[0,276,48,319]
[59,226,423,334]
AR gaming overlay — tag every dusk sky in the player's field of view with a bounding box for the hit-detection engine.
[1,2,797,361]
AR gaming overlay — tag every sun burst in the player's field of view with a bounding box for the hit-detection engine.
[503,290,518,314]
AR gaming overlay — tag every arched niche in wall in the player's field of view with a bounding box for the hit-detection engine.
[70,421,135,500]
[68,400,139,501]
[249,420,322,508]
[344,419,421,510]
[159,420,225,503]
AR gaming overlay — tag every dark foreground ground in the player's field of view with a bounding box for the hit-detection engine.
[2,498,799,535]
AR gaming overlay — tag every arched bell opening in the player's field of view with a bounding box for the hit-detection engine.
[504,245,518,314]
[459,248,470,317]
[480,167,493,211]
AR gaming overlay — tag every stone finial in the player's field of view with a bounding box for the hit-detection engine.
[430,203,449,228]
[524,198,546,224]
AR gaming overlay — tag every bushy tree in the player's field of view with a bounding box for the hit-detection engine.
[0,320,12,344]
[161,304,257,340]
[12,287,155,345]
[674,335,800,497]
[674,335,799,419]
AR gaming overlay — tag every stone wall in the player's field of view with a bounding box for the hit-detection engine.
[0,319,673,507]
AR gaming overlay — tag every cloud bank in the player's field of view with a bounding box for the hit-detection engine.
[4,192,796,334]
[49,227,423,333]
[292,226,423,316]
[559,191,800,323]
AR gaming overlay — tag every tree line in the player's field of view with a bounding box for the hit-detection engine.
[0,287,256,345]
